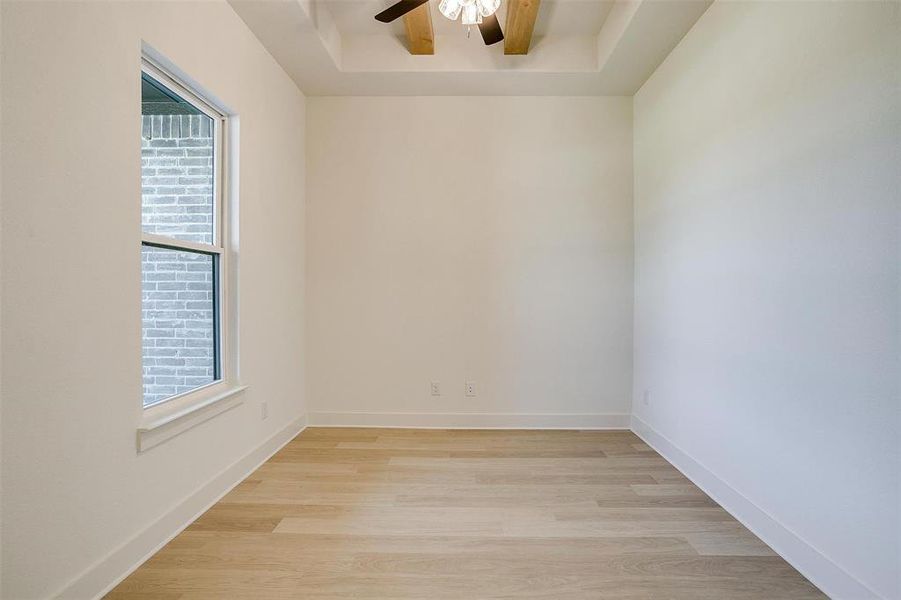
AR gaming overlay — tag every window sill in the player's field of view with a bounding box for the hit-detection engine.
[137,383,247,452]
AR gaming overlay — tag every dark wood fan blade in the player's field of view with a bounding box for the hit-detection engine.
[478,13,504,45]
[375,0,430,23]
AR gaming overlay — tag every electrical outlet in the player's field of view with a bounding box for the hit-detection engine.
[430,381,441,396]
[465,381,477,397]
[261,401,269,420]
[642,390,650,406]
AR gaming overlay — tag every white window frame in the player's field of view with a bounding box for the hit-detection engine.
[138,54,244,452]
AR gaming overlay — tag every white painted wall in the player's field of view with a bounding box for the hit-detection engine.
[633,2,900,598]
[306,97,633,427]
[0,2,307,597]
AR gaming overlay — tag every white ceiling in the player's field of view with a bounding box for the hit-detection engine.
[228,0,712,95]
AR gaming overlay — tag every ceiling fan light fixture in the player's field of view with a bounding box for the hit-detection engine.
[440,0,498,23]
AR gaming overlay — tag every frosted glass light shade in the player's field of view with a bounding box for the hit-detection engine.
[438,0,462,20]
[461,2,482,25]
[478,0,500,17]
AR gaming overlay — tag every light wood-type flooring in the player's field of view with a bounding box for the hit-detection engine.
[107,428,826,599]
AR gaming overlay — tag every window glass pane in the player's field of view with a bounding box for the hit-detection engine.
[142,245,218,407]
[141,73,215,245]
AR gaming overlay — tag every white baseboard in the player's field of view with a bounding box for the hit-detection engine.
[631,415,881,600]
[54,415,308,600]
[308,411,630,429]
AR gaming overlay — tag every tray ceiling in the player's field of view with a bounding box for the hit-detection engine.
[228,0,713,95]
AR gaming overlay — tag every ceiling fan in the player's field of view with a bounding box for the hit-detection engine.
[375,0,504,46]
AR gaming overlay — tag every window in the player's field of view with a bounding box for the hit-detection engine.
[141,59,228,409]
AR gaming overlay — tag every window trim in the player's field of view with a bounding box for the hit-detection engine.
[139,52,242,451]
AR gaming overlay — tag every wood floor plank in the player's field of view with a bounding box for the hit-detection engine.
[106,428,825,599]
